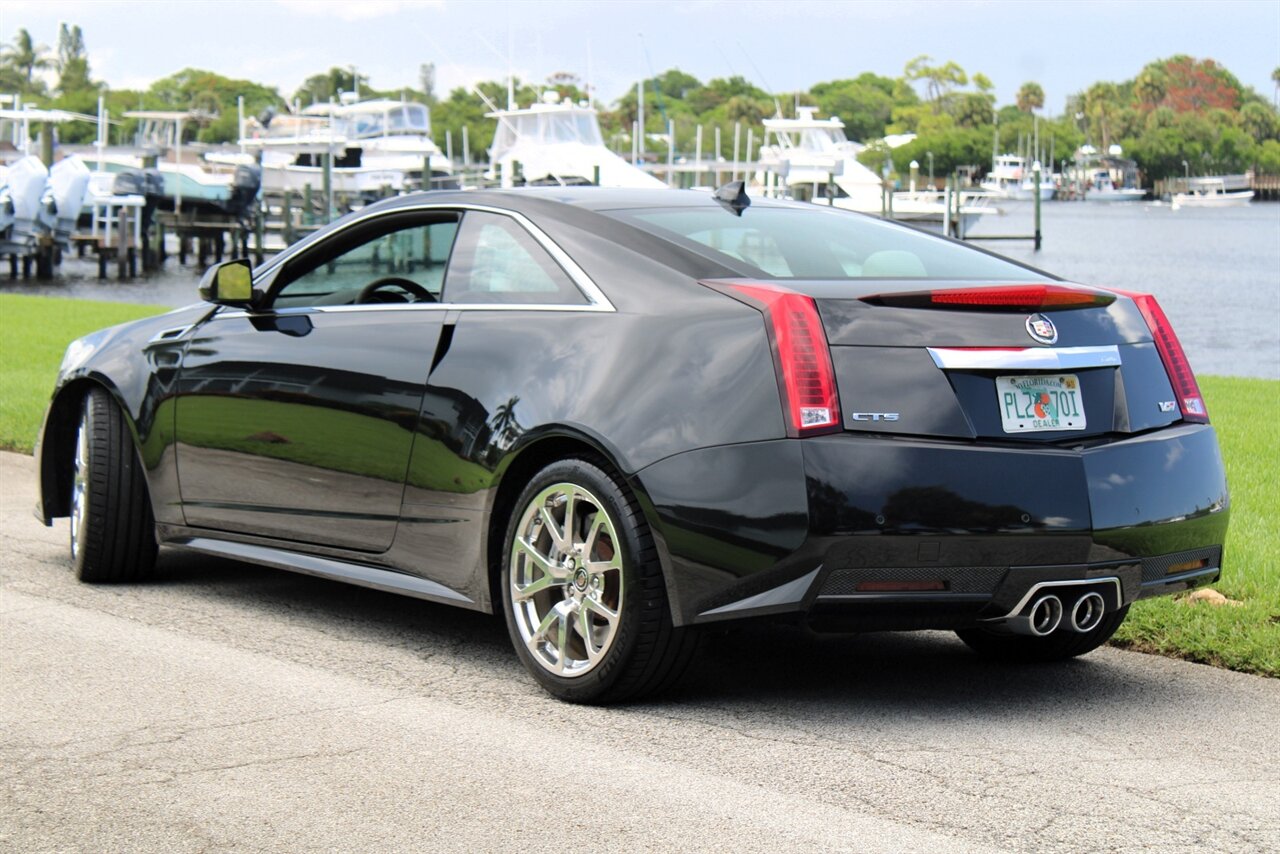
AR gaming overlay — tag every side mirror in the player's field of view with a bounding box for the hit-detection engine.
[198,258,258,306]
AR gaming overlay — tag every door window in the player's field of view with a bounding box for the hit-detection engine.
[272,213,460,308]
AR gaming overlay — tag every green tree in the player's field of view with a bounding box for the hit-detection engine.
[1082,81,1122,149]
[1133,67,1168,108]
[55,23,92,94]
[294,67,370,106]
[810,72,912,141]
[1,28,52,93]
[146,68,281,143]
[1016,81,1045,113]
[723,94,768,125]
[953,92,995,128]
[1240,102,1280,143]
[904,55,967,113]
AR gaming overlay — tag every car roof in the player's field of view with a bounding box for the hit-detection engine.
[357,186,810,217]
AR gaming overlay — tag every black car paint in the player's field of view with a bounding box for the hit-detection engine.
[36,188,1229,630]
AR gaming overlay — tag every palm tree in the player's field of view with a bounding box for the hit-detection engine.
[490,396,523,446]
[1016,82,1045,113]
[1,29,52,86]
[1272,66,1279,108]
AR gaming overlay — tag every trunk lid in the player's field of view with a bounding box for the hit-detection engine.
[722,279,1184,442]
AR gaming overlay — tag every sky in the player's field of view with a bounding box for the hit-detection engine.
[2,0,1278,114]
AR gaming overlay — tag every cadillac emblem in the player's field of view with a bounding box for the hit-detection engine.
[1025,313,1058,344]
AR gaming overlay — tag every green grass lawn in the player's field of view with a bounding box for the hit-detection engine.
[1,293,1276,676]
[0,294,169,454]
[1111,376,1280,677]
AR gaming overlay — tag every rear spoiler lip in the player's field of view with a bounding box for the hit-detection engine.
[926,344,1122,370]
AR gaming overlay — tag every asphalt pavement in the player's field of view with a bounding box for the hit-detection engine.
[2,451,1277,852]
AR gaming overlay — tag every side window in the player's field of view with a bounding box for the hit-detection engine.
[272,214,460,308]
[442,212,587,305]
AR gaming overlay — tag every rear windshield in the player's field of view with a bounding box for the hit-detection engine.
[606,205,1048,280]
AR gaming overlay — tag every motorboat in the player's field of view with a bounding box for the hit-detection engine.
[1069,145,1145,201]
[1085,170,1145,202]
[239,99,453,195]
[980,154,1055,201]
[119,111,258,215]
[757,107,864,193]
[826,156,992,235]
[486,92,665,188]
[1171,178,1253,210]
[320,98,455,189]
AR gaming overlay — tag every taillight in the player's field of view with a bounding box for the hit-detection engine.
[863,283,1115,311]
[712,282,842,436]
[1109,289,1208,423]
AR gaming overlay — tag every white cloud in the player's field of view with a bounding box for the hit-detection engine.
[273,0,443,23]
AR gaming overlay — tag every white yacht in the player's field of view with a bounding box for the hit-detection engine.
[757,107,864,193]
[308,98,455,189]
[486,93,664,188]
[240,109,407,195]
[1171,178,1254,210]
[980,154,1055,201]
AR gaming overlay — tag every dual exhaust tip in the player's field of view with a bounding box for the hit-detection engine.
[1009,591,1106,637]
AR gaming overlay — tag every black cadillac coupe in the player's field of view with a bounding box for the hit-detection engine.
[35,186,1229,703]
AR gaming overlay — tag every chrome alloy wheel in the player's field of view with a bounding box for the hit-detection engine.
[70,414,89,560]
[509,482,624,678]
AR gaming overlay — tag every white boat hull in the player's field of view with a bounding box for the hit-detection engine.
[1085,188,1146,202]
[1171,190,1254,210]
[258,164,406,195]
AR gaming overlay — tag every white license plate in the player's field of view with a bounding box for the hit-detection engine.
[996,374,1087,432]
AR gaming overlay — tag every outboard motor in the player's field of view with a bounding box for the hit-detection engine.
[47,155,91,249]
[0,167,14,240]
[112,169,148,197]
[112,168,161,238]
[0,155,49,254]
[228,163,261,224]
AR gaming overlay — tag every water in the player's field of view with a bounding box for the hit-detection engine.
[968,201,1280,380]
[3,201,1278,379]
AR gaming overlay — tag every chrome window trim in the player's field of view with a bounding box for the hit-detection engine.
[216,302,612,320]
[254,202,615,312]
[927,344,1121,370]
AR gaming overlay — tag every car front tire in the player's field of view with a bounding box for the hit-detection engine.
[70,387,158,583]
[501,457,696,704]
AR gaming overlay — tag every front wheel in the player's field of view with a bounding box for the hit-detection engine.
[500,457,696,704]
[955,605,1129,663]
[70,387,158,582]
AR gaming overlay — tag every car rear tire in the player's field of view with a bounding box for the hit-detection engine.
[500,457,697,704]
[70,387,158,583]
[954,605,1129,662]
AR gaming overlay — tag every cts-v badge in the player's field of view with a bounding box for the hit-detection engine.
[851,412,900,422]
[1026,313,1058,344]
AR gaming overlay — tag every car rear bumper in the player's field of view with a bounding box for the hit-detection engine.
[634,423,1229,627]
